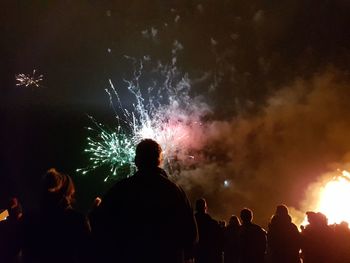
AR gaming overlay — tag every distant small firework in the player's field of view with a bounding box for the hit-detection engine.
[16,70,43,88]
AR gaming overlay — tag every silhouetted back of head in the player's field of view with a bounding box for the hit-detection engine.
[316,212,328,226]
[195,198,207,214]
[275,204,289,216]
[240,208,253,224]
[229,215,241,227]
[306,211,317,225]
[135,139,162,171]
[340,221,349,229]
[42,168,75,209]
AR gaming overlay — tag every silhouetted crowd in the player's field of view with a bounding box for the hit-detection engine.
[1,139,350,263]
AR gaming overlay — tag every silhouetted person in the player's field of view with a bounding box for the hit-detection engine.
[301,211,334,263]
[22,168,91,263]
[239,208,266,263]
[194,198,223,263]
[0,198,23,263]
[91,139,198,263]
[224,215,241,263]
[267,205,300,263]
[333,221,350,263]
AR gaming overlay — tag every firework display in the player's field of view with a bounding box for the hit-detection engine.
[78,52,209,180]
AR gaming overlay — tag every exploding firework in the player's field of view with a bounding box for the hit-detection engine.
[15,70,43,88]
[76,116,136,182]
[78,45,210,180]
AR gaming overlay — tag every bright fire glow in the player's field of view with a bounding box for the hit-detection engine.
[312,170,350,224]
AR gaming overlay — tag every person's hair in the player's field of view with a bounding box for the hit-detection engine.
[306,211,317,225]
[240,208,253,223]
[195,198,207,213]
[135,139,162,170]
[229,215,241,227]
[42,168,75,209]
[275,204,289,216]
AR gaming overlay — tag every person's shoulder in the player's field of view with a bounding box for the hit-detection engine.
[205,213,219,224]
[64,209,89,229]
[65,208,84,217]
[157,171,179,187]
[106,169,185,199]
[104,176,136,196]
[64,208,87,222]
[252,223,266,233]
[22,210,40,225]
[196,212,217,224]
[148,168,184,190]
[113,174,136,187]
[289,222,300,231]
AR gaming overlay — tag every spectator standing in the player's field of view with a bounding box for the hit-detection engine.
[91,139,197,263]
[267,205,300,263]
[21,168,91,263]
[333,222,350,263]
[223,215,240,263]
[239,208,266,263]
[301,212,334,263]
[194,198,223,263]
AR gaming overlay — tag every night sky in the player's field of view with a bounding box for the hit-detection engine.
[1,1,350,225]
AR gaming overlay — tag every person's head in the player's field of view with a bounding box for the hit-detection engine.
[306,211,317,225]
[228,215,241,227]
[275,204,289,217]
[135,139,162,170]
[240,208,253,224]
[340,221,349,229]
[7,197,22,220]
[316,212,328,226]
[42,168,75,209]
[195,198,207,214]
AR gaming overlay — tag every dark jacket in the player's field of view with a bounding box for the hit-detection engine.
[301,223,334,263]
[91,167,198,263]
[22,207,91,263]
[239,222,266,263]
[267,214,300,263]
[195,212,223,263]
[224,224,240,263]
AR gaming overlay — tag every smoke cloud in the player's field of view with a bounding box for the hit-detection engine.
[177,69,350,227]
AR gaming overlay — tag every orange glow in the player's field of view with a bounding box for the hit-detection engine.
[311,170,350,224]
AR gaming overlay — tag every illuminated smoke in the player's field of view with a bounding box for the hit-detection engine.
[79,57,350,227]
[177,70,350,226]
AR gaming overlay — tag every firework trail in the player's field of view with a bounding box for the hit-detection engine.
[15,70,43,88]
[78,41,210,180]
